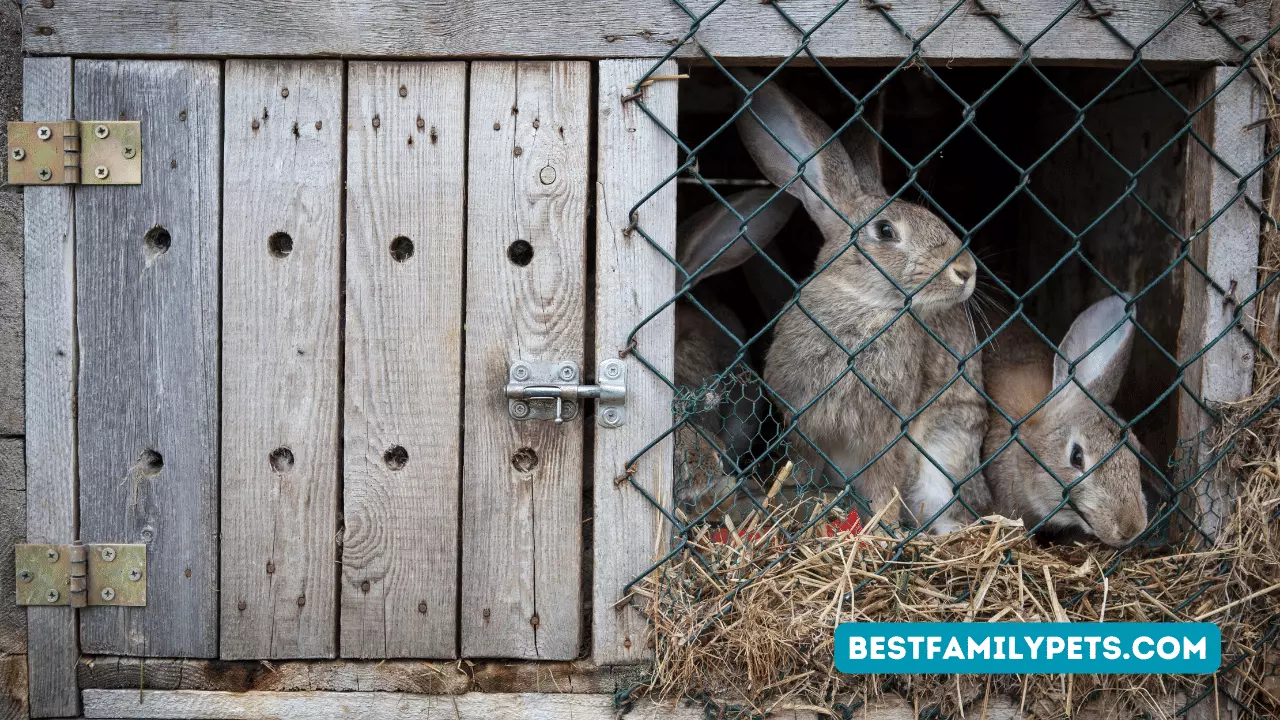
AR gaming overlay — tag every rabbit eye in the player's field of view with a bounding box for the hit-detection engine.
[1070,444,1085,470]
[874,220,896,241]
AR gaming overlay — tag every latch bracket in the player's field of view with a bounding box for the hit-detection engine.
[506,359,627,428]
[15,543,147,607]
[7,121,142,186]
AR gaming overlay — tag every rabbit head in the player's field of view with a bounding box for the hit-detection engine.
[732,70,976,315]
[985,296,1148,548]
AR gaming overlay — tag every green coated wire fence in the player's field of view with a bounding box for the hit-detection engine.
[612,1,1280,717]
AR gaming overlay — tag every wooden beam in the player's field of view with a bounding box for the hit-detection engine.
[78,657,648,695]
[1177,66,1265,541]
[220,60,344,659]
[341,61,467,659]
[74,59,222,659]
[21,55,79,720]
[462,61,591,660]
[593,59,678,665]
[77,689,1180,720]
[22,0,1265,65]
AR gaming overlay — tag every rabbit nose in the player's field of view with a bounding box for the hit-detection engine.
[949,265,972,285]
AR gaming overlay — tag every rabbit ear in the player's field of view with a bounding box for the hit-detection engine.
[840,91,886,198]
[1052,295,1136,405]
[677,188,799,281]
[732,70,864,240]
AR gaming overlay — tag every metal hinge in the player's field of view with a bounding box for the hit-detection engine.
[7,121,142,185]
[14,542,147,607]
[506,359,628,428]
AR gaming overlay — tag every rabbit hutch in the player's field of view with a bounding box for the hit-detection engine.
[4,1,1277,719]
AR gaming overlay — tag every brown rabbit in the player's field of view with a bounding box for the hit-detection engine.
[673,189,798,521]
[982,296,1149,547]
[734,70,989,530]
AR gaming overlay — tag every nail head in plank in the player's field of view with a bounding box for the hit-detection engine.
[221,59,343,660]
[342,60,466,659]
[22,55,80,720]
[462,61,590,660]
[74,58,221,659]
[592,59,678,665]
[22,0,1265,66]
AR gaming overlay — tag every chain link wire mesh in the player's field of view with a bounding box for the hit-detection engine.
[611,2,1280,717]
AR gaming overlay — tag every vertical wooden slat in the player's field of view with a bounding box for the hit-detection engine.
[221,60,343,659]
[75,59,221,659]
[462,61,590,659]
[341,61,466,659]
[592,59,678,664]
[23,55,79,719]
[1178,67,1264,540]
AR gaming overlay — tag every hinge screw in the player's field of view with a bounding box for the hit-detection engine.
[45,589,59,603]
[46,548,59,562]
[512,363,531,381]
[100,547,116,562]
[94,124,110,139]
[122,146,137,159]
[10,148,24,161]
[562,400,577,419]
[94,165,109,180]
[37,168,52,182]
[100,587,116,602]
[36,126,52,141]
[558,364,576,382]
[128,568,142,581]
[17,570,32,583]
[602,407,622,426]
[604,360,622,379]
[510,401,530,419]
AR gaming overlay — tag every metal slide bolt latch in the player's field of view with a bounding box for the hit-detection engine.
[506,360,628,428]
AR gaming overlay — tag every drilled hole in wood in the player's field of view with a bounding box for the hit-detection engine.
[511,447,538,473]
[269,447,295,472]
[383,445,409,471]
[136,449,163,477]
[390,236,414,262]
[507,240,533,267]
[143,226,171,259]
[268,232,293,258]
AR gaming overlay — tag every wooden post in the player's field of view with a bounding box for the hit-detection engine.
[22,55,80,719]
[592,59,678,664]
[74,59,222,658]
[462,61,591,660]
[1177,66,1265,542]
[220,60,344,659]
[341,61,467,658]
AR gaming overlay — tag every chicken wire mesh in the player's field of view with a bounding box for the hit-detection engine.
[610,1,1280,717]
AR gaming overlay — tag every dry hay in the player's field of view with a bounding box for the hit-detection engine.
[628,54,1280,720]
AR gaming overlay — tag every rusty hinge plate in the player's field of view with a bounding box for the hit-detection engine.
[7,120,142,186]
[15,543,147,607]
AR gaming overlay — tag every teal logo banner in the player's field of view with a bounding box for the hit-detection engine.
[834,623,1220,674]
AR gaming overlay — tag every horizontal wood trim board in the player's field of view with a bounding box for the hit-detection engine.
[78,657,648,695]
[79,690,1181,720]
[24,1,1263,64]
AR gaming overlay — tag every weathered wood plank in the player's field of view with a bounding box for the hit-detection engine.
[1177,66,1265,540]
[81,690,710,720]
[462,61,590,660]
[78,689,1176,720]
[341,61,467,659]
[78,657,648,695]
[74,59,221,659]
[0,655,29,720]
[0,439,26,654]
[22,0,1265,65]
[22,54,79,720]
[593,59,678,665]
[221,60,343,659]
